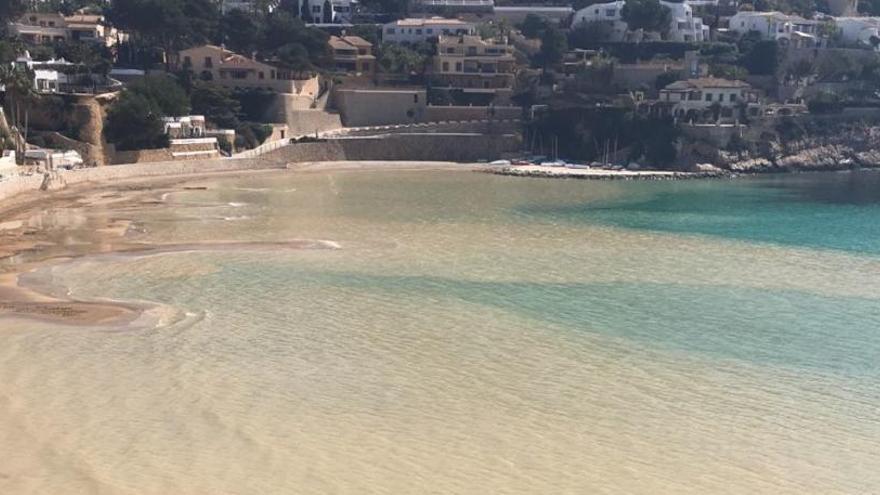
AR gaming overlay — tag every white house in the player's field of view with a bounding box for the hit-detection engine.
[294,0,354,24]
[163,115,208,138]
[13,51,74,93]
[728,11,821,47]
[664,1,710,42]
[660,77,756,122]
[572,1,629,41]
[23,149,83,169]
[834,17,880,48]
[383,17,475,44]
[572,0,709,42]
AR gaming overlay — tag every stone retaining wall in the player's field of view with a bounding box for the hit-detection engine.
[1,133,520,204]
[268,133,520,163]
[424,106,521,122]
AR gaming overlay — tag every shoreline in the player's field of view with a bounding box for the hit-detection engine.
[0,160,483,327]
[484,165,727,180]
[1,158,874,326]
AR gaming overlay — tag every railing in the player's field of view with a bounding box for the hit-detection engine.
[233,138,292,158]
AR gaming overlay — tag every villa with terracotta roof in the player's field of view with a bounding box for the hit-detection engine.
[328,36,376,74]
[178,45,319,95]
[8,12,125,47]
[658,77,758,122]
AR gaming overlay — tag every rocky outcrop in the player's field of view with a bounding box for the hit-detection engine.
[713,123,880,174]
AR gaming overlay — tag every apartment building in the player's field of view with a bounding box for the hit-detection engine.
[8,12,125,47]
[572,0,709,42]
[432,35,516,94]
[328,36,376,74]
[383,17,476,44]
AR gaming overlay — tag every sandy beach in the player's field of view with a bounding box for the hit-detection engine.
[0,160,481,327]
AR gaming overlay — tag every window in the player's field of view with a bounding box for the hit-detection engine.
[205,57,213,68]
[259,71,264,79]
[231,70,247,79]
[271,70,276,79]
[183,56,192,66]
[427,28,433,34]
[386,28,395,34]
[442,61,449,71]
[594,9,599,14]
[416,29,422,34]
[312,5,321,12]
[414,94,419,103]
[705,93,713,101]
[362,62,370,71]
[718,93,724,102]
[455,61,462,71]
[446,47,455,53]
[729,93,737,102]
[605,9,616,16]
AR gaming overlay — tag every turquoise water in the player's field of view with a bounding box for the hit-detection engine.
[521,171,880,254]
[3,169,880,494]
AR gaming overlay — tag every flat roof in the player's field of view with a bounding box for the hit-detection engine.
[494,6,573,12]
[393,17,472,26]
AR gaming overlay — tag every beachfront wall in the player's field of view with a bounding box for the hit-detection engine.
[0,133,520,202]
[275,133,520,162]
[424,105,520,122]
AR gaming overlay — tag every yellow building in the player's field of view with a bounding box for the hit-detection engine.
[178,45,319,96]
[328,36,376,74]
[432,35,515,96]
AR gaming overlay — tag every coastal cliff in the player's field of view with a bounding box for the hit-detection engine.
[712,123,880,174]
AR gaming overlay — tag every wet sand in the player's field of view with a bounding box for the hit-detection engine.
[0,161,480,327]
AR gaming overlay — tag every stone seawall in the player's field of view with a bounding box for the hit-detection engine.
[268,134,520,163]
[1,133,520,204]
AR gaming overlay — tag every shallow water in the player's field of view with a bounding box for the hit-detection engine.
[3,170,880,494]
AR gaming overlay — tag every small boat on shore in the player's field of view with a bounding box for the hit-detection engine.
[541,160,566,167]
[489,160,512,166]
